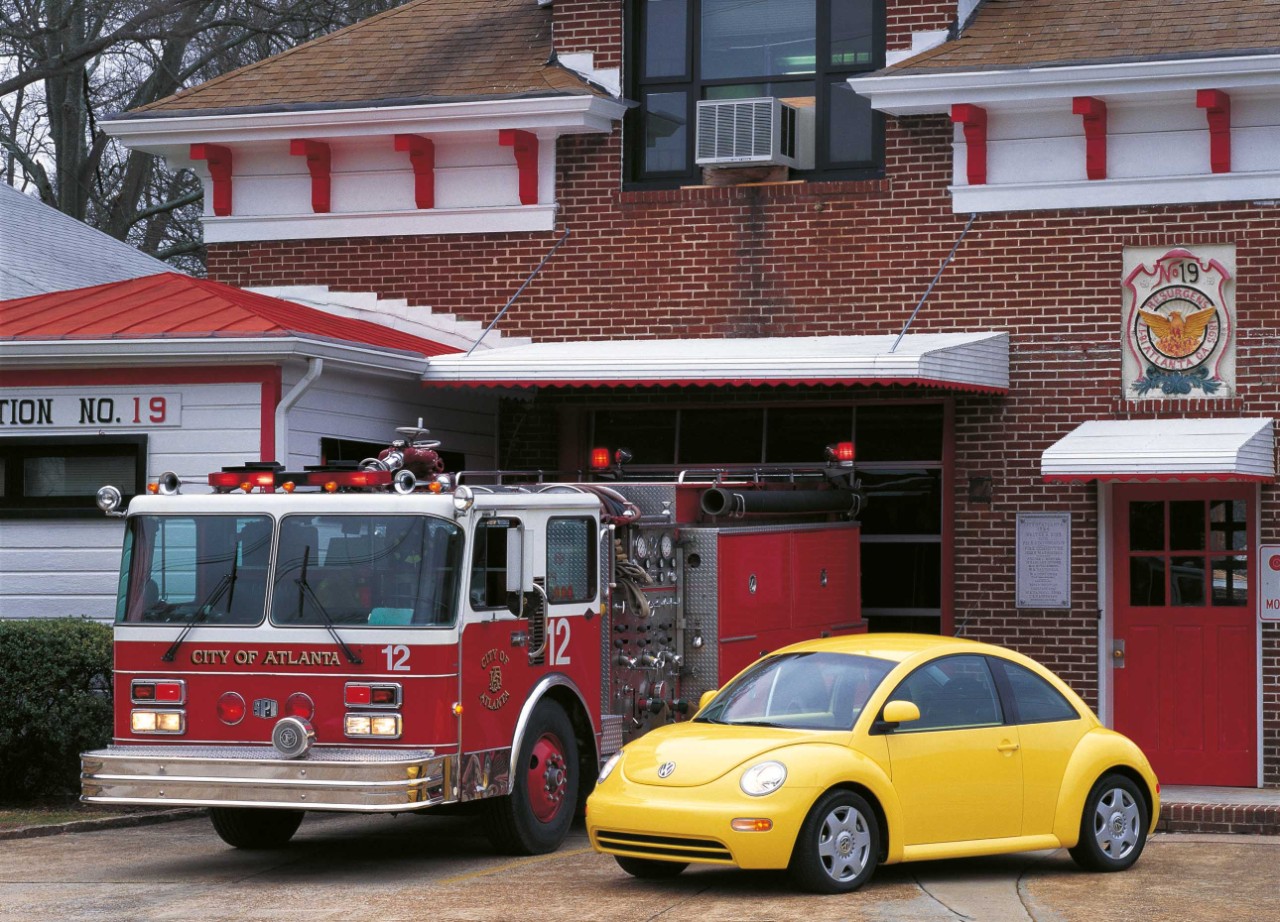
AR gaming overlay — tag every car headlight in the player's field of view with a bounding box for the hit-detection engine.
[740,760,787,796]
[598,750,623,783]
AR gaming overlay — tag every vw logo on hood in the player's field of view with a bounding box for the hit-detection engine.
[657,761,676,779]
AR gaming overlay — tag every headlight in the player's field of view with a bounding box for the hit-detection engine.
[740,760,787,796]
[598,751,623,783]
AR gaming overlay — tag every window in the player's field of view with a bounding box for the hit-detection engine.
[888,654,1004,732]
[626,0,884,185]
[271,514,464,627]
[991,659,1079,725]
[547,516,597,603]
[1,435,146,518]
[470,517,523,610]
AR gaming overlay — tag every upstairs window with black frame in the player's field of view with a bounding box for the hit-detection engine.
[627,0,884,185]
[1,435,146,518]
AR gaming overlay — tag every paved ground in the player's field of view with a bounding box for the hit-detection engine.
[0,811,1274,921]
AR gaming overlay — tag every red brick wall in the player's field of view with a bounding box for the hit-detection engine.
[207,1,1280,785]
[552,0,622,69]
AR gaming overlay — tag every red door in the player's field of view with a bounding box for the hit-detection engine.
[1112,484,1256,786]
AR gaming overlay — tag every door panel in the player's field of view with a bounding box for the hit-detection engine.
[1112,484,1256,786]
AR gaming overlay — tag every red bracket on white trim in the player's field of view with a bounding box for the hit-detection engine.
[1196,89,1232,174]
[190,144,234,216]
[498,129,538,205]
[1072,96,1107,180]
[950,104,988,185]
[289,140,332,213]
[394,134,436,209]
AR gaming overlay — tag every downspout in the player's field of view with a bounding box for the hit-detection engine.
[274,357,324,465]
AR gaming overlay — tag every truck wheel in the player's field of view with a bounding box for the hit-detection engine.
[484,700,578,855]
[209,807,304,849]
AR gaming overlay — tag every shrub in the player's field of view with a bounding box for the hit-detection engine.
[0,618,113,801]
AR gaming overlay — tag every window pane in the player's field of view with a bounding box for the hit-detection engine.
[678,407,764,463]
[547,517,595,603]
[701,0,816,79]
[593,409,676,465]
[1169,500,1205,550]
[1209,499,1248,551]
[828,78,875,163]
[23,454,135,497]
[764,405,851,462]
[890,654,1002,731]
[1128,502,1164,551]
[830,0,875,66]
[855,404,943,462]
[1211,555,1248,606]
[470,518,521,609]
[643,0,687,78]
[994,659,1078,724]
[1130,557,1165,605]
[858,469,941,535]
[861,542,940,609]
[1171,556,1205,606]
[704,81,814,102]
[643,91,688,172]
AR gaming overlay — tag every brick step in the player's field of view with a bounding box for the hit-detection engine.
[1158,801,1280,836]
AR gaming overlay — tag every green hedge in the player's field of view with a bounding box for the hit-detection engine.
[0,619,113,801]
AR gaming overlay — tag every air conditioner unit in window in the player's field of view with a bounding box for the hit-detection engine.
[695,97,815,170]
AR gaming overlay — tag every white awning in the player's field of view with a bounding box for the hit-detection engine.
[1042,418,1275,483]
[422,332,1008,392]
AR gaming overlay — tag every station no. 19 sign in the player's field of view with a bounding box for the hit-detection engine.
[1262,545,1280,622]
[0,391,182,428]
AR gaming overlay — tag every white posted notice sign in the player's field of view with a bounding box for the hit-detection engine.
[1261,545,1280,621]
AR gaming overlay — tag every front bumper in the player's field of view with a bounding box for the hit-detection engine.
[81,745,455,812]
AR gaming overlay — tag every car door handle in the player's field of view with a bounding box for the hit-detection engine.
[996,741,1020,753]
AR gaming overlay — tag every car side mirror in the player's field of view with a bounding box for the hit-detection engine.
[697,689,718,713]
[872,699,921,734]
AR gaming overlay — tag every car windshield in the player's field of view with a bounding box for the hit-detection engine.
[117,515,272,625]
[270,514,464,627]
[695,652,895,731]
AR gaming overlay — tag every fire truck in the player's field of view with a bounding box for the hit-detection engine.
[81,425,866,854]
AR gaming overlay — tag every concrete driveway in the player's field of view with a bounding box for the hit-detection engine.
[0,812,1274,921]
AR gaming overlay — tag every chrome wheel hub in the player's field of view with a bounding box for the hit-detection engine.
[817,805,871,882]
[1093,787,1140,860]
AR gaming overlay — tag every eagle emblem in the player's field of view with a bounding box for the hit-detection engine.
[1136,306,1217,359]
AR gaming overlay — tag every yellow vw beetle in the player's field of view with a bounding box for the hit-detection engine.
[587,634,1159,893]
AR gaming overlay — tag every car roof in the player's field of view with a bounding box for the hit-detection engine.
[776,633,997,664]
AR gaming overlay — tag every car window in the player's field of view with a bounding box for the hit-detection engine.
[992,658,1080,724]
[887,654,1003,732]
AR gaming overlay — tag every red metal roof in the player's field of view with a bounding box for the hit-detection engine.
[0,273,457,357]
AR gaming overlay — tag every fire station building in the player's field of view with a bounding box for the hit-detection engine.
[8,0,1279,789]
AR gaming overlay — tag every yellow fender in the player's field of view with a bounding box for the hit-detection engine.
[1051,728,1158,847]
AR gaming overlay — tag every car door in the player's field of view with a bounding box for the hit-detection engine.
[882,653,1023,846]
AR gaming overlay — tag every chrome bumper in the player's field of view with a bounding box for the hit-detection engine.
[81,745,455,812]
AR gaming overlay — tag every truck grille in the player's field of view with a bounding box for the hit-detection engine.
[593,829,733,863]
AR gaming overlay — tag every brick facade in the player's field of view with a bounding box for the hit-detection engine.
[205,2,1280,786]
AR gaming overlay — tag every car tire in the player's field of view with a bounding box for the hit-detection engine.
[1068,773,1149,872]
[483,699,578,855]
[209,807,304,849]
[615,855,688,879]
[788,789,880,893]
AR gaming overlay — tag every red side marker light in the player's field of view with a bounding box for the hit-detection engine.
[590,447,611,470]
[285,692,315,721]
[345,685,372,706]
[217,691,246,725]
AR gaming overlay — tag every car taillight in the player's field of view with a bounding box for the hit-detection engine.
[131,679,185,704]
[217,691,246,725]
[285,692,315,721]
[344,683,401,707]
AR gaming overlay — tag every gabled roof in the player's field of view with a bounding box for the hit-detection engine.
[0,183,176,298]
[129,0,596,118]
[0,273,456,358]
[890,0,1280,74]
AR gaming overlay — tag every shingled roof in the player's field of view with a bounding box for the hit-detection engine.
[891,0,1280,74]
[131,0,595,117]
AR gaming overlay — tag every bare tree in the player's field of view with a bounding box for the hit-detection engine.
[1,1,407,273]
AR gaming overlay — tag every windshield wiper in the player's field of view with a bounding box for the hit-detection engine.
[162,553,238,662]
[295,546,362,665]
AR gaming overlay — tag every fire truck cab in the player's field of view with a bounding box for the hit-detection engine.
[82,427,865,854]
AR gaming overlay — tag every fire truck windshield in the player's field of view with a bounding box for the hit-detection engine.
[270,514,464,628]
[117,515,272,625]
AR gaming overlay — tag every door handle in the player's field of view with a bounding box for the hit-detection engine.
[996,741,1020,753]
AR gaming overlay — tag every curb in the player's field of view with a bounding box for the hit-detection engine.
[1158,802,1280,836]
[0,808,205,841]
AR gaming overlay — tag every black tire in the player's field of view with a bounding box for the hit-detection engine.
[1068,773,1149,872]
[483,699,578,855]
[788,790,880,894]
[615,855,689,879]
[209,807,304,849]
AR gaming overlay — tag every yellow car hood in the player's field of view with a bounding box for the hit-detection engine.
[620,722,847,787]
